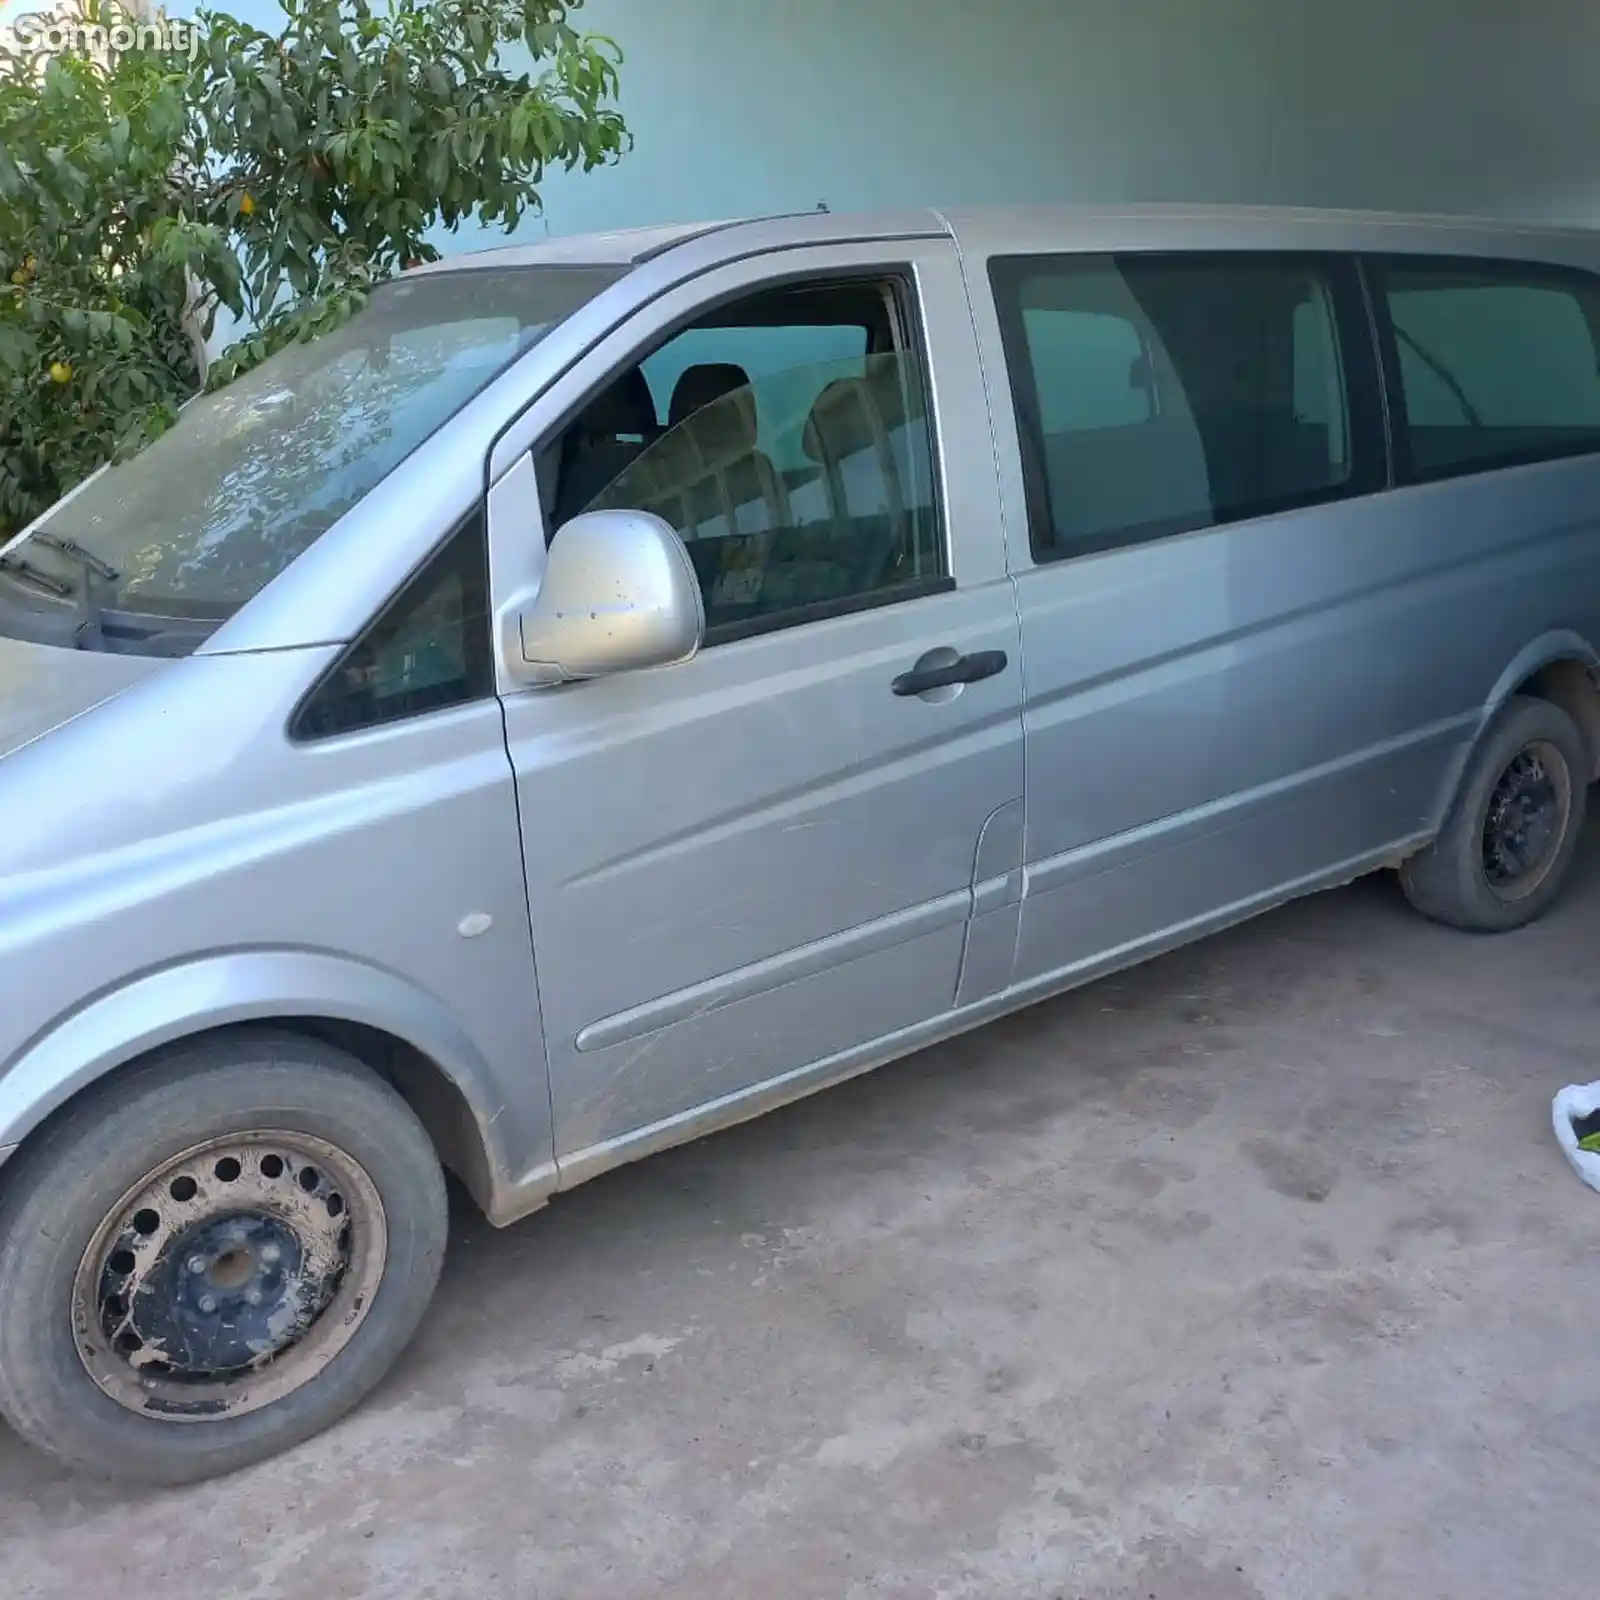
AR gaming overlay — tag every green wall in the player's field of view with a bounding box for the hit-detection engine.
[518,0,1599,241]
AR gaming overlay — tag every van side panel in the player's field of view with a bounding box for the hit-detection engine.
[961,239,1600,990]
[1006,464,1600,983]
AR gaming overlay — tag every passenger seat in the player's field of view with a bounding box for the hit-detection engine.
[553,367,663,528]
[602,363,791,541]
[799,364,920,592]
[585,363,793,626]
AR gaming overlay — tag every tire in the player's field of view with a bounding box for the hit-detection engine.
[0,1030,447,1486]
[1400,694,1590,933]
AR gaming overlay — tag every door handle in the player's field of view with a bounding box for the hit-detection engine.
[891,649,1009,698]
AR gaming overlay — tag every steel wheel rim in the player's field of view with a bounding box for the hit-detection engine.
[72,1131,387,1423]
[1480,738,1572,903]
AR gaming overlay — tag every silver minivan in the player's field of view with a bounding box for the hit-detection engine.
[2,205,1598,1483]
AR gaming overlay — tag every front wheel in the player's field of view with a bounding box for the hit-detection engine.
[1400,694,1590,933]
[0,1031,447,1485]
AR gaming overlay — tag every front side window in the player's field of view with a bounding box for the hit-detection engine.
[992,253,1362,561]
[544,277,946,640]
[1376,257,1600,481]
[0,265,620,654]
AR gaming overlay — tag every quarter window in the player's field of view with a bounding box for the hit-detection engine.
[545,279,947,641]
[1376,258,1600,481]
[292,513,492,740]
[992,253,1362,560]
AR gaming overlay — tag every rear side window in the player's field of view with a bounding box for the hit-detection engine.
[1374,257,1600,482]
[1020,307,1150,430]
[991,253,1376,561]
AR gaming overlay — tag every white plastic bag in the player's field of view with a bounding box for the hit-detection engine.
[1552,1081,1600,1194]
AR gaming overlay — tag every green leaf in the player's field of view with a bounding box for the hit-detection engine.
[0,0,628,541]
[0,324,33,377]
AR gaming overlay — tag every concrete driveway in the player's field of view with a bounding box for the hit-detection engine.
[4,818,1599,1599]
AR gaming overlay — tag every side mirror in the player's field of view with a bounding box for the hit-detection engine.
[512,509,704,686]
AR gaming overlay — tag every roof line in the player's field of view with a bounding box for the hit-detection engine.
[628,206,843,263]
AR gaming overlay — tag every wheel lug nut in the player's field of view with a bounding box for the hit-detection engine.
[198,1294,218,1314]
[188,1255,208,1275]
[260,1244,281,1266]
[246,1289,263,1306]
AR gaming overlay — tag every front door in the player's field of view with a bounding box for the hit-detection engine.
[494,241,1024,1175]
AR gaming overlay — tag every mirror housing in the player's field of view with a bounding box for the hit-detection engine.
[512,509,704,686]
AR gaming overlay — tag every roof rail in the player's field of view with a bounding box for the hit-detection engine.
[630,206,839,263]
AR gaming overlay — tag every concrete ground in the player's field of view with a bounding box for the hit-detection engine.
[4,821,1600,1599]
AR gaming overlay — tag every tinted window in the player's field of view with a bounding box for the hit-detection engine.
[1021,307,1150,431]
[293,514,491,740]
[552,279,947,640]
[993,254,1359,560]
[1377,258,1600,480]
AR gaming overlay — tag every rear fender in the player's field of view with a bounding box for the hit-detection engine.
[1426,629,1600,831]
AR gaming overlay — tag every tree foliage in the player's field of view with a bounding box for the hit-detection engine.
[0,0,627,539]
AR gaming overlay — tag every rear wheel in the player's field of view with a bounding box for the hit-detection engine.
[1400,694,1590,933]
[0,1031,447,1485]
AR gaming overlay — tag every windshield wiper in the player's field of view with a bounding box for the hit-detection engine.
[32,531,120,580]
[1,534,123,647]
[0,552,73,599]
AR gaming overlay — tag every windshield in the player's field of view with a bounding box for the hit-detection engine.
[0,264,620,652]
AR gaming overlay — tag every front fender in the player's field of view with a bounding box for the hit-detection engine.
[0,949,525,1198]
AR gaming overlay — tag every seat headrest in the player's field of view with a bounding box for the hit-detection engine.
[669,363,754,429]
[580,366,659,438]
[802,358,920,463]
[660,388,759,467]
[802,378,875,463]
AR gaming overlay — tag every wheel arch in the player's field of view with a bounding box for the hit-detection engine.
[1426,631,1600,834]
[1517,657,1600,785]
[0,951,551,1224]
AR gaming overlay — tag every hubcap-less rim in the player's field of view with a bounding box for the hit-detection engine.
[72,1132,387,1423]
[1480,738,1572,903]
